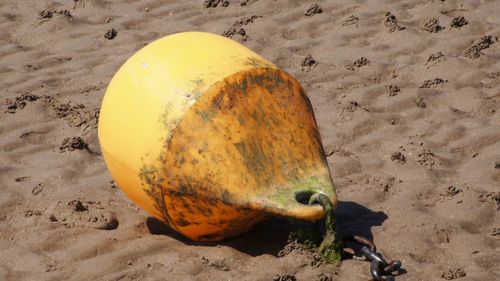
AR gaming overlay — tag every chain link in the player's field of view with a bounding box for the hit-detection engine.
[360,246,402,281]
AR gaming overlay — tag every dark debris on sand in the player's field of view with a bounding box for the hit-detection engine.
[204,0,229,8]
[347,57,369,70]
[32,184,43,195]
[200,256,230,271]
[388,84,401,96]
[441,267,466,280]
[38,10,53,19]
[68,199,89,212]
[451,16,468,29]
[464,35,496,59]
[59,137,89,152]
[418,149,439,167]
[38,10,72,21]
[316,272,334,281]
[240,0,258,6]
[391,152,406,164]
[422,18,443,33]
[440,185,462,198]
[301,54,318,71]
[4,92,40,113]
[273,274,297,281]
[426,52,445,65]
[104,28,118,40]
[490,227,500,238]
[305,4,323,16]
[384,12,405,32]
[222,15,262,41]
[342,15,359,27]
[478,192,500,210]
[419,78,447,88]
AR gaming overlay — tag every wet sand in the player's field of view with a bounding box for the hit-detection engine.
[1,1,499,280]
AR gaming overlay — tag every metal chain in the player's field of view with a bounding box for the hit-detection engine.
[308,193,402,281]
[359,243,402,281]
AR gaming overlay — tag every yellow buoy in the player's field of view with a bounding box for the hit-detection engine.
[98,32,337,241]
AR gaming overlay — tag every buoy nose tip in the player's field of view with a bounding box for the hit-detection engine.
[294,189,319,205]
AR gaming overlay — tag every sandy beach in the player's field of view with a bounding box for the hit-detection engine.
[1,0,499,280]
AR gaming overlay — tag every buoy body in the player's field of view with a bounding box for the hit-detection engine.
[98,32,337,241]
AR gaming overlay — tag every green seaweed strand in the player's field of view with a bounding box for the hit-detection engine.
[310,193,342,264]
